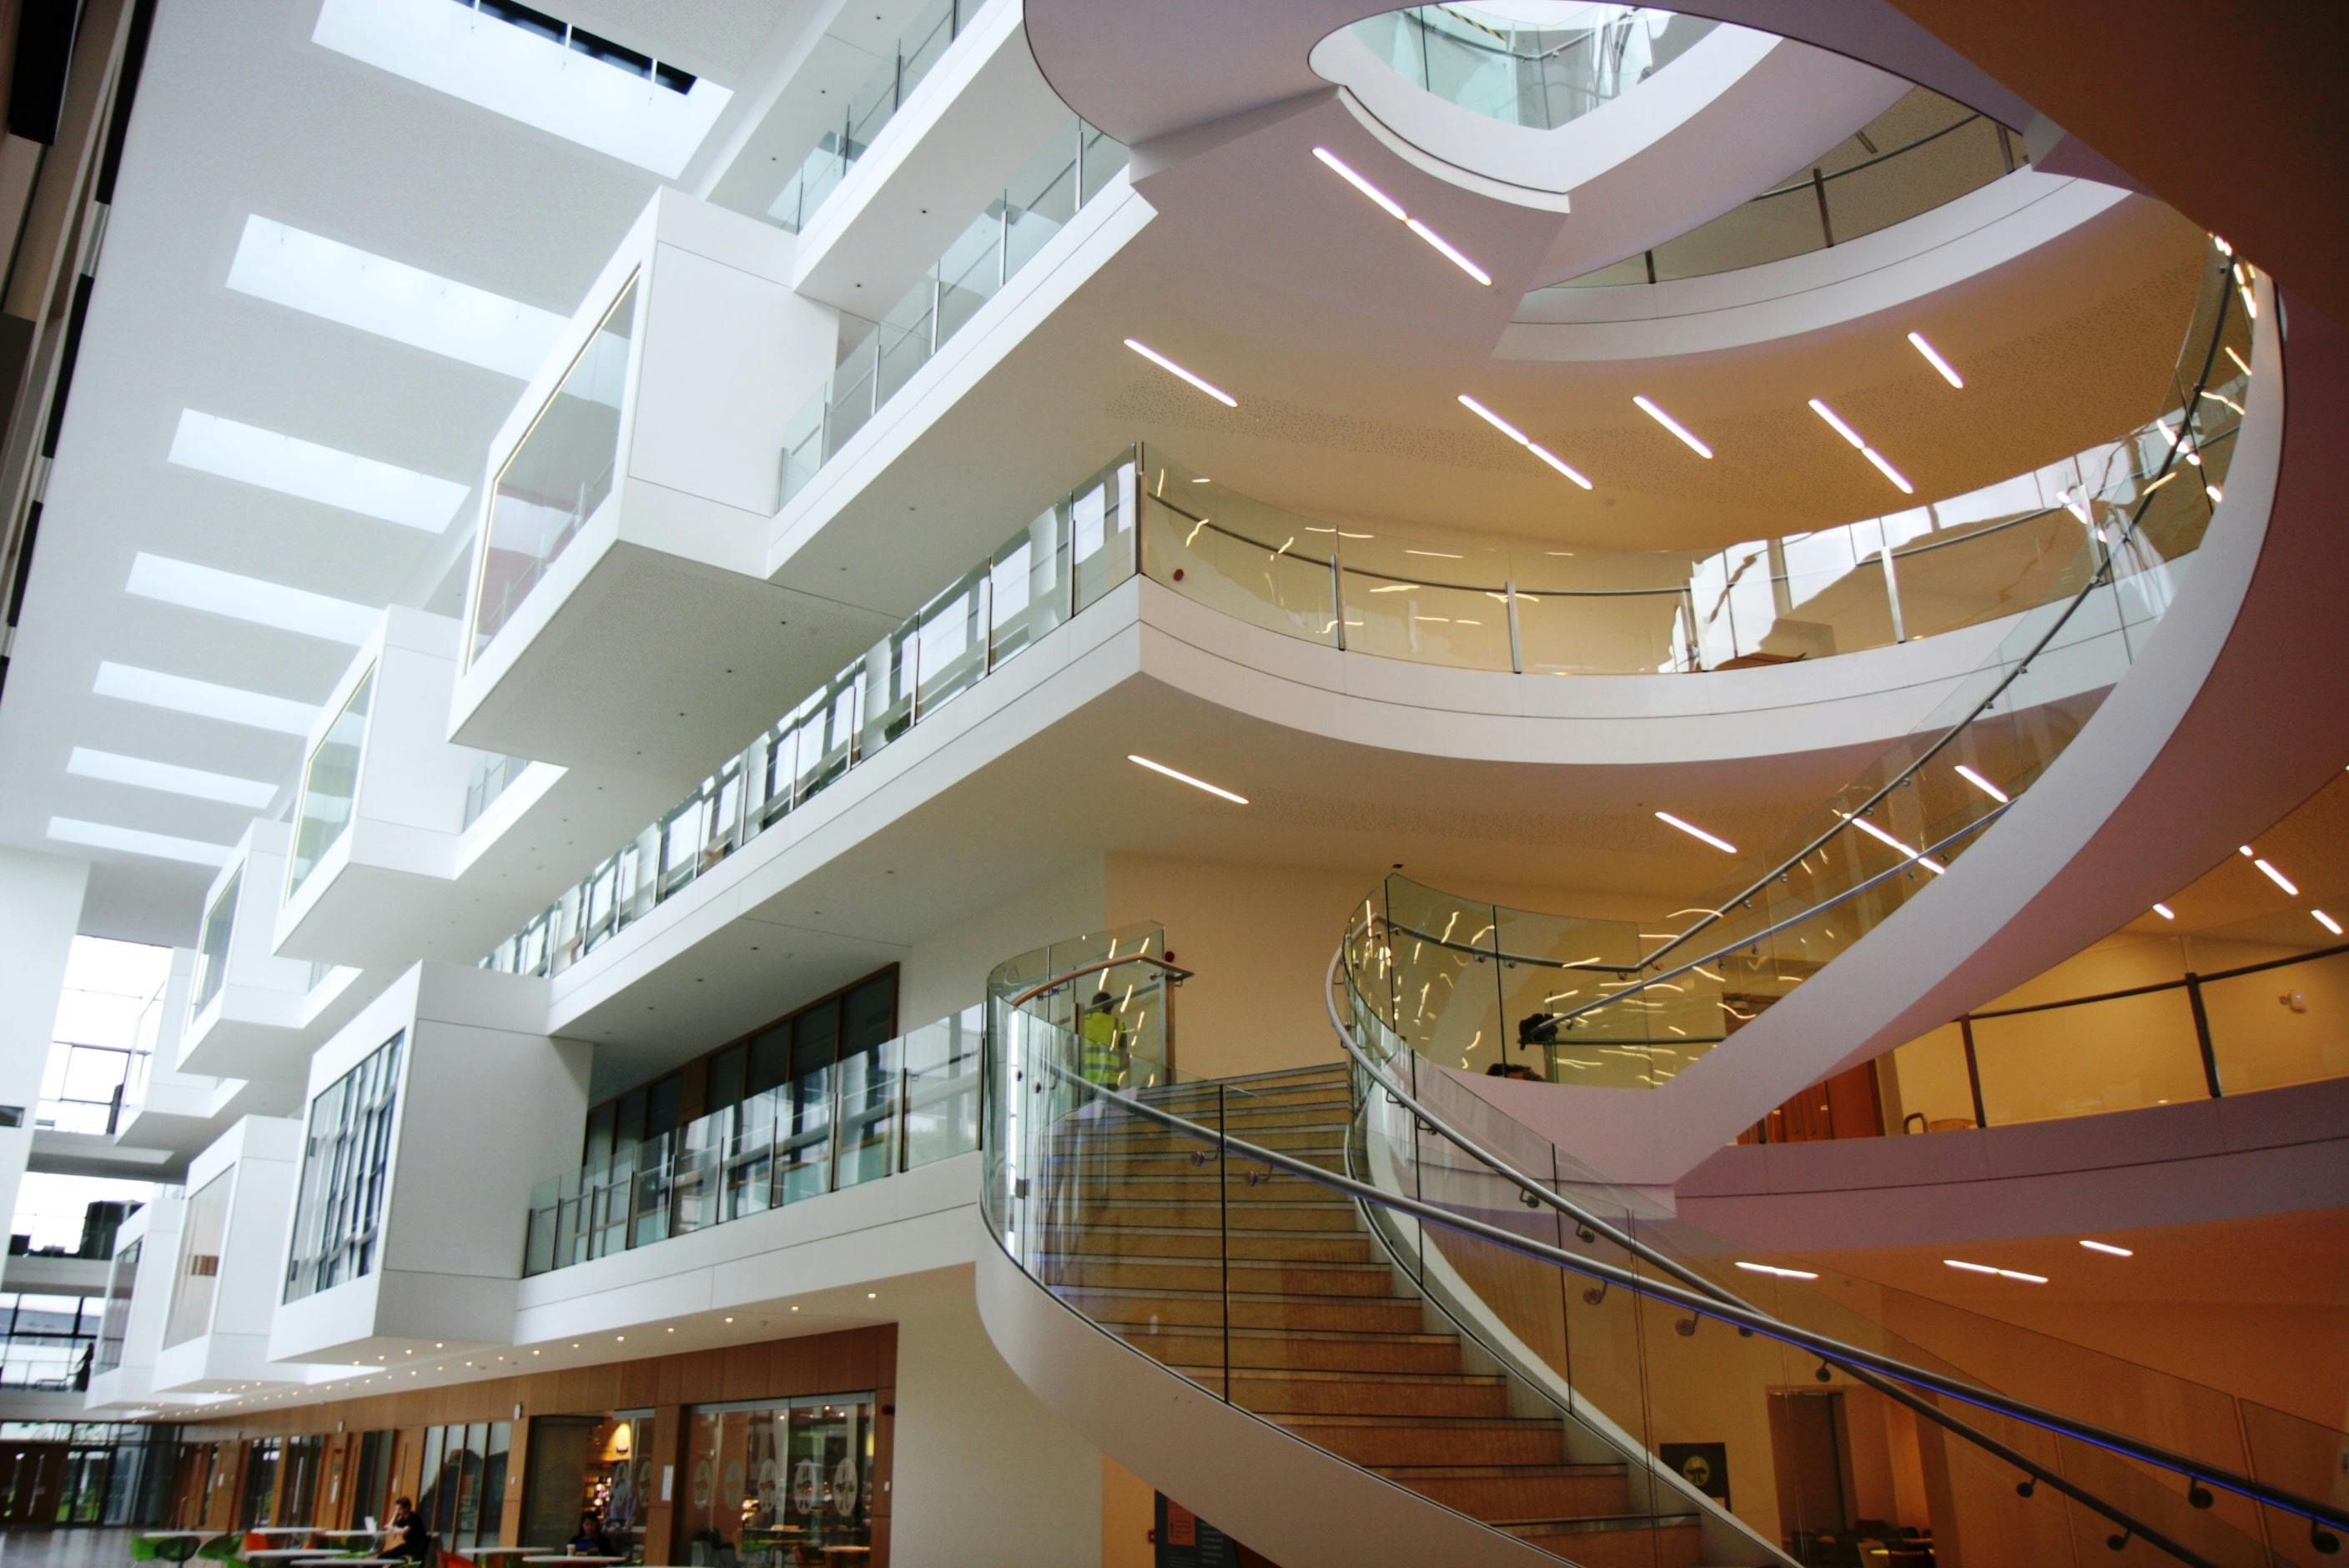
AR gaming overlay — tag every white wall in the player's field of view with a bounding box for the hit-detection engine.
[888,1298,1104,1566]
[898,858,1107,1028]
[0,848,90,1241]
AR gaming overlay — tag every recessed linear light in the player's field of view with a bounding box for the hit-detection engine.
[2253,858,2299,896]
[93,661,317,736]
[1954,765,2009,804]
[1808,398,1865,449]
[228,215,566,379]
[1861,447,1915,495]
[1944,1259,2047,1284]
[2226,346,2253,379]
[128,553,380,645]
[1129,754,1248,806]
[47,817,234,867]
[2316,910,2343,937]
[1839,810,1946,874]
[2152,902,2176,920]
[1124,339,1236,407]
[1907,331,1964,389]
[1632,396,1713,458]
[1733,1260,1819,1280]
[169,410,470,533]
[1458,395,1592,489]
[1654,811,1737,854]
[2079,1239,2135,1258]
[1310,147,1491,285]
[66,747,276,808]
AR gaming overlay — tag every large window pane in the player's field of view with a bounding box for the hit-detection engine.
[163,1173,230,1348]
[192,872,239,1016]
[283,1033,404,1303]
[289,668,376,898]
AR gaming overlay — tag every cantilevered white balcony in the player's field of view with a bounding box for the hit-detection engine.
[179,822,321,1082]
[265,963,586,1365]
[448,188,895,778]
[270,608,682,972]
[82,1196,184,1414]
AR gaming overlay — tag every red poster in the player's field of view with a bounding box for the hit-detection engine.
[1165,1505,1197,1547]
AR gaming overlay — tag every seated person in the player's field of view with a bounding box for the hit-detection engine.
[568,1511,612,1558]
[386,1499,428,1564]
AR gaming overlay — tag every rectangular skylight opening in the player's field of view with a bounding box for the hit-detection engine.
[314,0,732,179]
[93,661,319,736]
[169,410,470,532]
[66,748,278,808]
[227,215,568,379]
[48,817,235,867]
[127,553,380,645]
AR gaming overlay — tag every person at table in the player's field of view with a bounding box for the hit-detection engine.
[566,1510,611,1557]
[387,1498,428,1563]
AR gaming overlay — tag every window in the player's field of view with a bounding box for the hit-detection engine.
[43,936,172,1137]
[163,1173,230,1347]
[289,667,375,899]
[284,1033,404,1302]
[0,1294,101,1390]
[353,1430,395,1527]
[193,872,239,1017]
[240,1437,282,1527]
[94,1240,138,1375]
[678,1396,874,1556]
[415,1420,510,1552]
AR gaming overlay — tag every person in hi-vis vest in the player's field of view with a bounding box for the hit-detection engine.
[1079,989,1128,1104]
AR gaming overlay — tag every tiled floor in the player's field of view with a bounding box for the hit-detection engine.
[0,1529,139,1568]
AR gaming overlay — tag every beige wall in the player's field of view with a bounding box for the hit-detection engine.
[1878,928,2349,1128]
[898,857,1107,1028]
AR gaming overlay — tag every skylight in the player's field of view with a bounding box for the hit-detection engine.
[67,747,278,808]
[93,661,317,736]
[127,554,379,645]
[313,0,733,178]
[48,817,235,868]
[169,410,470,533]
[227,216,567,379]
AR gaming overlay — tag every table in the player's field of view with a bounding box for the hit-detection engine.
[247,1551,330,1561]
[470,1550,552,1560]
[137,1531,224,1564]
[521,1558,629,1565]
[316,1531,380,1540]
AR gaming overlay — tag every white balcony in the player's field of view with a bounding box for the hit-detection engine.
[448,188,894,779]
[179,822,319,1082]
[265,963,586,1365]
[82,1197,181,1414]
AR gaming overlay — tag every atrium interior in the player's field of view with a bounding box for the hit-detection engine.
[0,0,2340,1564]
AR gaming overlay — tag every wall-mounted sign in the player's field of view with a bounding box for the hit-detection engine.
[1661,1441,1731,1510]
[1154,1493,1238,1567]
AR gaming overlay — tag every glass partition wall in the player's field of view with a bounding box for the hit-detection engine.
[287,667,375,901]
[470,274,639,664]
[677,1397,875,1559]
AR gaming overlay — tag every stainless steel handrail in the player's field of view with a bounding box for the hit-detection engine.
[1005,953,1194,1011]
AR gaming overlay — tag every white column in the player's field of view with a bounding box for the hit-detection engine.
[0,848,92,1240]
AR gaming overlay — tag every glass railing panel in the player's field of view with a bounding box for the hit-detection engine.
[1512,584,1686,674]
[475,274,637,661]
[833,1038,903,1191]
[1080,123,1128,198]
[726,1088,781,1221]
[913,562,988,718]
[1071,452,1138,612]
[2202,947,2349,1094]
[523,1178,559,1277]
[933,207,1005,344]
[898,0,959,97]
[1893,508,2096,641]
[903,1008,983,1168]
[1970,988,2208,1123]
[630,1134,673,1249]
[1770,520,1899,656]
[826,342,881,452]
[1827,113,2014,245]
[988,506,1071,663]
[1003,128,1078,279]
[1649,183,1825,281]
[1359,6,1717,133]
[1337,535,1514,671]
[668,1112,724,1237]
[854,630,915,762]
[873,284,938,406]
[778,393,824,502]
[777,1067,835,1204]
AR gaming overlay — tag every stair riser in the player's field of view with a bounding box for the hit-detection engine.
[1211,1377,1513,1420]
[1040,1153,1347,1179]
[1047,1127,1346,1153]
[1042,1261,1398,1296]
[1120,1332,1463,1375]
[1044,1230,1377,1264]
[1512,1524,1703,1568]
[1393,1473,1632,1518]
[1288,1423,1567,1469]
[1081,1204,1354,1230]
[1055,1291,1425,1334]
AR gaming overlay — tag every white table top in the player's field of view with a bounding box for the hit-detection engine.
[246,1550,329,1559]
[317,1530,381,1538]
[470,1549,554,1557]
[523,1557,629,1565]
[137,1531,226,1540]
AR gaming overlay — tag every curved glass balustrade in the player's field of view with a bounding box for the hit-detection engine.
[978,924,2347,1564]
[1347,5,1718,133]
[1330,957,2347,1563]
[286,666,375,902]
[777,118,1128,506]
[522,1007,981,1274]
[1349,239,2248,1080]
[1547,87,2025,289]
[767,0,984,235]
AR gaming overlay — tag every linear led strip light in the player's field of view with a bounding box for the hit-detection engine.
[1808,398,1914,495]
[1311,147,1491,286]
[1457,395,1592,489]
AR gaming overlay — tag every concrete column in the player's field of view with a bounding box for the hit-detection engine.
[0,847,91,1239]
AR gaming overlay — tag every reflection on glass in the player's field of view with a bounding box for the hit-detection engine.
[289,668,375,899]
[192,871,239,1018]
[163,1173,230,1348]
[472,274,639,662]
[680,1395,876,1559]
[283,1032,404,1302]
[1353,6,1718,132]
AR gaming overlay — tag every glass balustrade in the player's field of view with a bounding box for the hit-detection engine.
[1351,5,1718,132]
[1333,974,2340,1565]
[287,666,375,901]
[777,118,1128,505]
[1549,87,2026,289]
[1345,240,2249,1078]
[470,273,638,665]
[489,239,2246,990]
[766,0,982,235]
[462,752,530,830]
[522,1006,983,1275]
